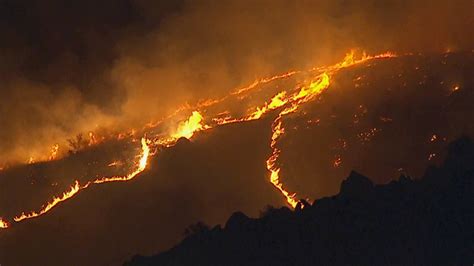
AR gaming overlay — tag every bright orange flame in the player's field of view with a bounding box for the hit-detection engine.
[295,73,330,102]
[263,72,331,207]
[248,91,288,120]
[266,120,298,208]
[171,111,206,139]
[14,181,82,222]
[93,138,150,184]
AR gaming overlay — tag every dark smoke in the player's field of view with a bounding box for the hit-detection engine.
[0,0,472,162]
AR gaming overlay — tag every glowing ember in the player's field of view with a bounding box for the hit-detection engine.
[428,153,436,160]
[333,157,342,167]
[0,218,9,229]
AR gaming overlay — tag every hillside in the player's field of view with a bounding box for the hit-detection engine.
[126,137,474,265]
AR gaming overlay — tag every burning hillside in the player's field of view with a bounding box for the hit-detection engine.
[0,1,472,265]
[0,50,473,265]
[0,50,399,227]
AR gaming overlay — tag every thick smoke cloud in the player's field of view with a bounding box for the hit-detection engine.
[0,0,472,162]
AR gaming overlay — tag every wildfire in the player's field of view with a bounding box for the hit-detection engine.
[0,50,400,228]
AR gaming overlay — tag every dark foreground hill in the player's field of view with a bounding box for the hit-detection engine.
[126,137,474,266]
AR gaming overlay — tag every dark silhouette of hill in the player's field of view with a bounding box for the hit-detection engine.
[126,137,474,266]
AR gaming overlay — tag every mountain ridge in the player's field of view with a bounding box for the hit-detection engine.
[126,137,474,266]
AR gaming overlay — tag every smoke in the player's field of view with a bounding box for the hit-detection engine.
[0,0,472,162]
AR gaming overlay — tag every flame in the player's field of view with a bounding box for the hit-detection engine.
[232,71,299,96]
[27,156,35,164]
[49,144,59,161]
[0,218,9,228]
[295,73,330,102]
[14,181,82,222]
[93,138,150,184]
[266,120,299,208]
[13,138,150,222]
[248,91,288,120]
[1,50,400,227]
[171,111,206,139]
[263,72,331,207]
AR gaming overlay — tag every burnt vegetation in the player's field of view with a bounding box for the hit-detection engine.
[126,137,474,266]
